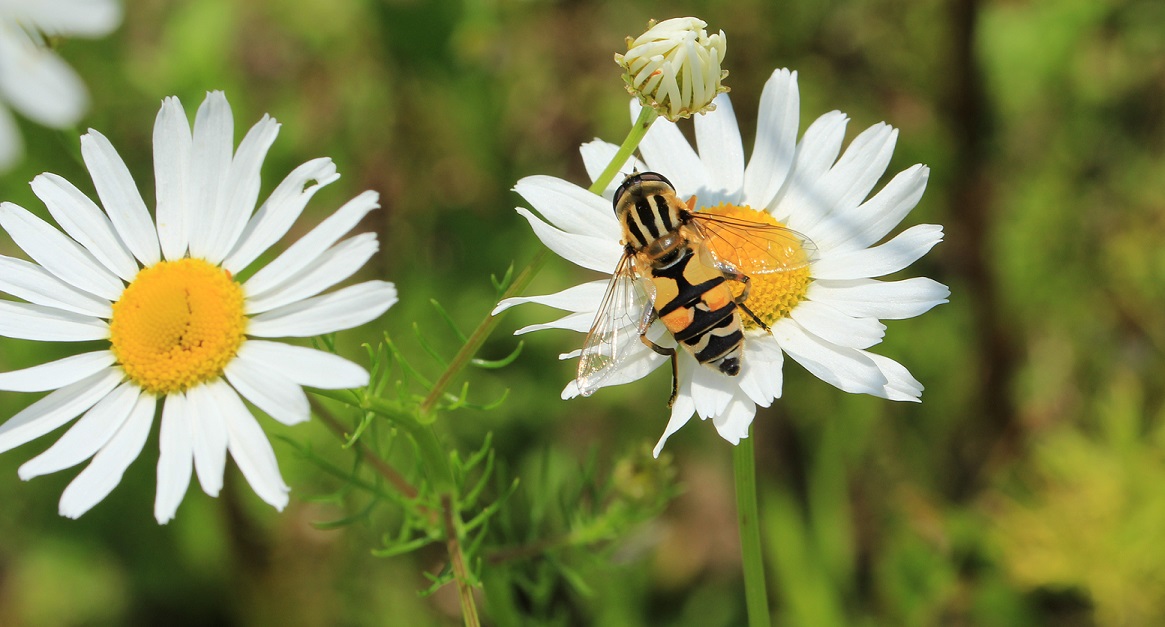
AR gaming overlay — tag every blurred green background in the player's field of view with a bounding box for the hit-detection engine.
[0,0,1163,625]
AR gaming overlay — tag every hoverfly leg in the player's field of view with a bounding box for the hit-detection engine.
[667,352,678,407]
[723,270,772,333]
[637,317,679,407]
[738,302,771,333]
[638,328,675,354]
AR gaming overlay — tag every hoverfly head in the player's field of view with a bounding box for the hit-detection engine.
[612,170,676,215]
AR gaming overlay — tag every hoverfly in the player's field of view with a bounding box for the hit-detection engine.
[576,171,815,406]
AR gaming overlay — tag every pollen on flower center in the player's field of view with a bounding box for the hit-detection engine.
[700,203,812,330]
[109,258,246,395]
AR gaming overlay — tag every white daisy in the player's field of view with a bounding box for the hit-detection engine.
[495,68,949,456]
[0,92,398,522]
[0,0,122,171]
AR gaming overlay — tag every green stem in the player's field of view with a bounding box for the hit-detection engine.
[734,428,771,627]
[591,105,657,194]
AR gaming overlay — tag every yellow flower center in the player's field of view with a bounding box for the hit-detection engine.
[700,203,812,330]
[109,258,246,395]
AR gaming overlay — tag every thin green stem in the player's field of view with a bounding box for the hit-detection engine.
[734,429,772,627]
[591,105,657,194]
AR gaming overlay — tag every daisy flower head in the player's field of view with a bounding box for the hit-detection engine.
[0,92,398,522]
[496,68,949,456]
[0,0,122,172]
[614,17,728,122]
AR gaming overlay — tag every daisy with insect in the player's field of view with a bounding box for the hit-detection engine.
[0,92,397,522]
[496,68,949,456]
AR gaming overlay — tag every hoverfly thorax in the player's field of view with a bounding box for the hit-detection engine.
[614,172,689,252]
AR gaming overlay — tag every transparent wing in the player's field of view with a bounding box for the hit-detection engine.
[689,212,818,275]
[576,252,656,396]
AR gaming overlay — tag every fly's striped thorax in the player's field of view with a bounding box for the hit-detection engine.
[618,185,685,251]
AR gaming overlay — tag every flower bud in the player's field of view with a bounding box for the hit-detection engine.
[614,17,728,121]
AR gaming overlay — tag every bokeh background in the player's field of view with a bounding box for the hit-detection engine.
[0,0,1163,625]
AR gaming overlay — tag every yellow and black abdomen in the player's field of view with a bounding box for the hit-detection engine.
[650,249,745,376]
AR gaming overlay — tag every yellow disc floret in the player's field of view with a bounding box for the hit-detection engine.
[110,258,246,395]
[700,203,812,330]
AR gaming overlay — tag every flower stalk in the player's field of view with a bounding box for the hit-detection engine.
[734,427,772,627]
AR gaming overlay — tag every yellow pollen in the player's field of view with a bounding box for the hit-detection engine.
[109,258,246,395]
[701,203,812,329]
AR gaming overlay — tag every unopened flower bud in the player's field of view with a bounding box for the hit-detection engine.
[614,17,728,122]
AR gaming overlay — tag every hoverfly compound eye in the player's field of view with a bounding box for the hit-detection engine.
[637,171,674,190]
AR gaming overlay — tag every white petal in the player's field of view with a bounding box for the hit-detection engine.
[245,233,378,315]
[247,280,397,338]
[789,300,886,349]
[155,392,194,523]
[30,173,140,282]
[0,300,108,342]
[772,111,848,230]
[0,103,22,172]
[695,93,745,204]
[819,165,930,253]
[515,207,624,273]
[80,130,161,266]
[579,140,646,198]
[0,254,111,317]
[813,123,898,222]
[0,29,86,127]
[737,335,784,407]
[772,318,888,396]
[243,191,379,299]
[653,392,695,457]
[561,379,581,399]
[561,338,669,399]
[223,158,340,273]
[0,368,121,454]
[633,100,708,194]
[493,280,608,315]
[19,381,140,479]
[205,115,280,263]
[689,356,734,419]
[743,69,799,209]
[221,389,290,510]
[811,224,943,280]
[10,0,122,37]
[233,340,369,389]
[806,277,950,320]
[154,96,193,261]
[185,383,227,497]
[187,92,234,259]
[224,353,310,426]
[515,176,620,240]
[711,391,756,445]
[861,351,924,401]
[515,311,594,335]
[0,202,125,300]
[58,390,154,519]
[0,350,115,392]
